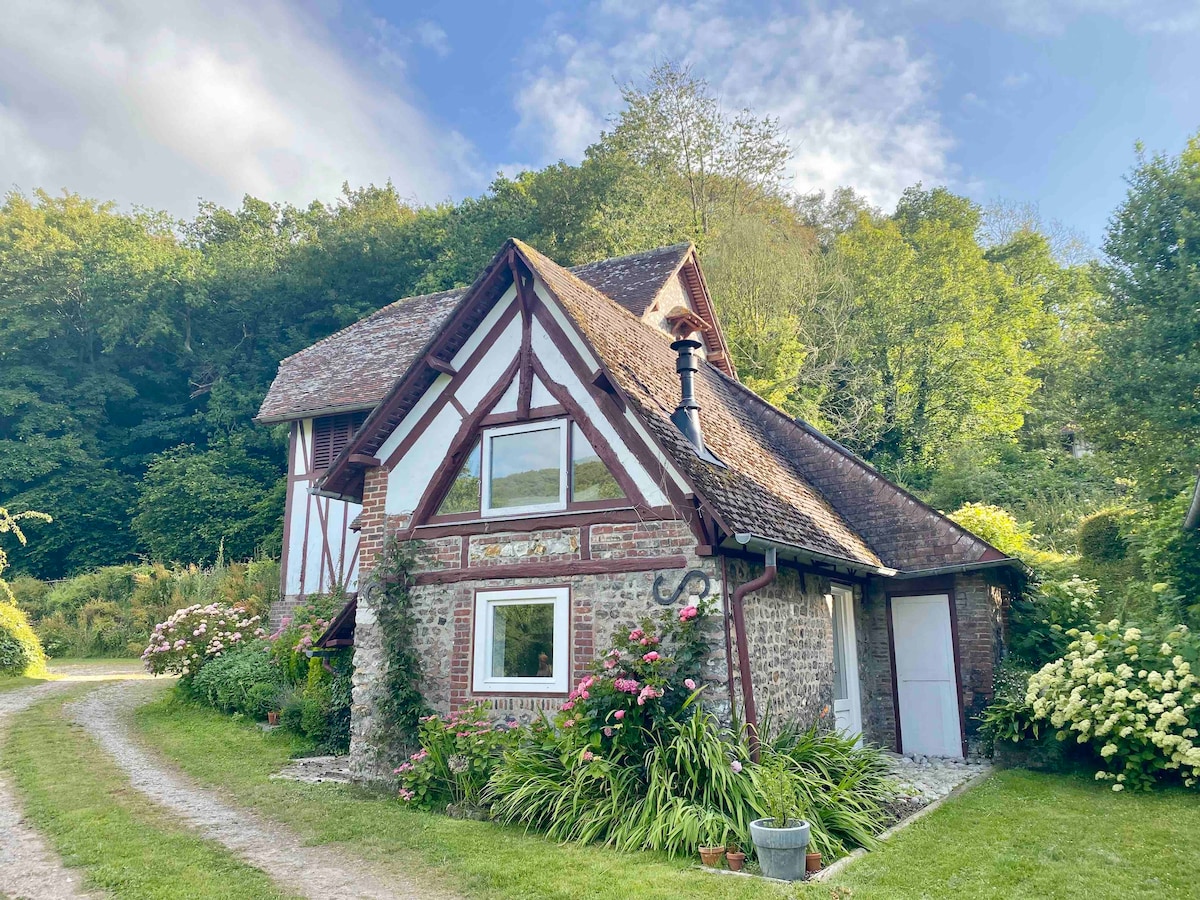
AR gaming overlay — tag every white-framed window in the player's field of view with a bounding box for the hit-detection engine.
[481,420,568,516]
[472,586,570,694]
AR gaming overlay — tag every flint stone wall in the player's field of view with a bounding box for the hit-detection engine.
[348,514,728,783]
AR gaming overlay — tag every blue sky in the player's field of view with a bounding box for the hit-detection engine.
[2,1,1198,249]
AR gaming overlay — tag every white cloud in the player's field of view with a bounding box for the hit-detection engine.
[512,2,953,209]
[416,21,451,57]
[0,0,470,216]
[910,0,1200,35]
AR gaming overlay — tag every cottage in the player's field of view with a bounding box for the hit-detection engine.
[257,239,1018,781]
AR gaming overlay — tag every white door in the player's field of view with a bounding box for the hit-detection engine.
[891,594,962,758]
[830,584,863,744]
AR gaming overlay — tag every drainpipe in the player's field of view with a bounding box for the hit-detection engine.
[731,540,777,761]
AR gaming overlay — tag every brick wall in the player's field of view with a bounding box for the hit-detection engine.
[857,571,1010,754]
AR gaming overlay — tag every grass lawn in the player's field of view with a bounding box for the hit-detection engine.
[135,692,788,900]
[2,688,298,900]
[818,767,1200,899]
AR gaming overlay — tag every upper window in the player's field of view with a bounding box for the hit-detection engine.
[430,418,626,520]
[483,421,568,515]
[472,587,570,694]
[311,411,367,470]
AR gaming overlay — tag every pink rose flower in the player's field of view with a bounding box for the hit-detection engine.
[562,700,575,711]
[679,605,699,622]
[614,710,626,721]
[684,678,697,690]
[603,726,614,737]
[730,760,743,774]
[642,651,660,662]
[604,658,618,669]
[629,629,644,641]
[564,718,576,728]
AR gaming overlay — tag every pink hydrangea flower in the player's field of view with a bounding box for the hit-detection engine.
[684,678,697,690]
[613,678,640,694]
[642,651,660,663]
[636,685,663,706]
[603,726,614,737]
[582,751,595,762]
[398,788,415,801]
[562,700,575,711]
[629,629,644,641]
[604,658,618,669]
[731,760,743,774]
[564,718,576,728]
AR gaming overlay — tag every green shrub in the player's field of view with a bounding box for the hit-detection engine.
[948,503,1036,556]
[1026,618,1200,790]
[1009,575,1101,665]
[396,704,518,809]
[189,642,280,718]
[1078,508,1130,562]
[480,600,894,861]
[0,601,47,676]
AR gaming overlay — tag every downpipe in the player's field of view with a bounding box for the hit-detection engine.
[731,546,777,761]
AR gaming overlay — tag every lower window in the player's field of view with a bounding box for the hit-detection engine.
[472,587,570,694]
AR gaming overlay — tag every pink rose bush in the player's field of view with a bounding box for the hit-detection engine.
[142,603,263,678]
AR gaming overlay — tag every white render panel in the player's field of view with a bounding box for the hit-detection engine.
[530,375,554,408]
[386,405,464,514]
[283,417,362,599]
[494,379,519,414]
[455,315,521,411]
[375,372,453,465]
[452,288,517,369]
[533,282,690,496]
[530,319,668,508]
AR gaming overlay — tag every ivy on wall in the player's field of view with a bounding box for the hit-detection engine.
[370,535,430,759]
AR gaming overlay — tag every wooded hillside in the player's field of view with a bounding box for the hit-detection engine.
[1,64,1196,625]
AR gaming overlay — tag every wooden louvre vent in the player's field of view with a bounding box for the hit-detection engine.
[312,412,368,470]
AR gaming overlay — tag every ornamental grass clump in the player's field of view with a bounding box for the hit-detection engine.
[1025,619,1200,790]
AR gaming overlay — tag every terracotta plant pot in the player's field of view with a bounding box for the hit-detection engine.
[806,851,822,875]
[725,850,746,872]
[698,846,726,867]
[266,711,280,726]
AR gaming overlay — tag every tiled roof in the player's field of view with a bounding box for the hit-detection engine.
[257,289,463,422]
[516,240,1001,573]
[257,244,698,423]
[570,242,692,317]
[516,241,886,569]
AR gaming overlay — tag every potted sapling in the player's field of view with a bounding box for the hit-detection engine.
[697,810,729,867]
[749,758,810,881]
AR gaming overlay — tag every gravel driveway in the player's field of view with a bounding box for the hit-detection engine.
[0,679,106,900]
[70,680,458,900]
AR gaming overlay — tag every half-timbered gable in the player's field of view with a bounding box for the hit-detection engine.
[260,237,1022,782]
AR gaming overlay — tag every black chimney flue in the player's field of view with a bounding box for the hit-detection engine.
[670,338,705,453]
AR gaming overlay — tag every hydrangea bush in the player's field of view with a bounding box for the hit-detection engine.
[395,703,517,811]
[142,603,264,678]
[558,598,715,761]
[1026,619,1200,790]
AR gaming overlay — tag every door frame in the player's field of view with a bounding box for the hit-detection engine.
[830,583,863,744]
[885,584,968,758]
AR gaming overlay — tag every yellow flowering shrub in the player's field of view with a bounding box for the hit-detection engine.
[1026,619,1200,790]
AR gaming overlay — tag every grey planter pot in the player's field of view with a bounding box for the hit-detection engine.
[749,818,811,881]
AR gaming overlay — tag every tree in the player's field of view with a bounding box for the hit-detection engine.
[599,61,791,237]
[833,187,1049,479]
[1088,133,1200,497]
[131,441,284,566]
[704,218,870,433]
